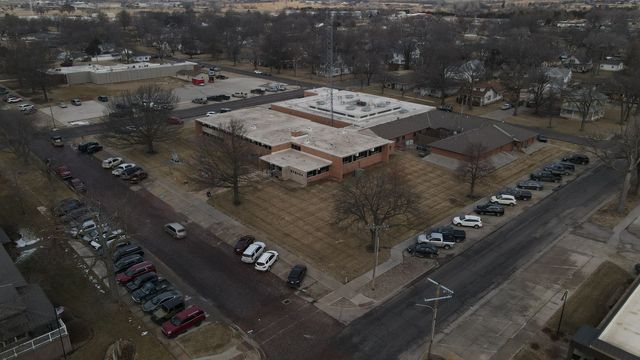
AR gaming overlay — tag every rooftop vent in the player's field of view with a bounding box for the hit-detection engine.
[399,109,409,114]
[316,100,325,105]
[376,102,387,107]
[346,105,356,110]
[356,100,367,107]
[345,94,354,99]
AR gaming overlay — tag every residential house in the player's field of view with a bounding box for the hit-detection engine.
[560,88,608,121]
[0,228,72,360]
[545,67,572,91]
[467,84,502,106]
[564,55,593,73]
[599,59,624,72]
[445,60,485,82]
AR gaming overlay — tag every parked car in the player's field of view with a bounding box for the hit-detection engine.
[112,163,136,176]
[241,242,266,263]
[250,88,265,95]
[142,290,182,313]
[474,203,505,216]
[78,142,100,153]
[70,219,106,238]
[255,250,279,271]
[54,165,72,179]
[6,96,23,103]
[215,74,228,80]
[192,97,208,104]
[50,136,64,147]
[71,99,82,106]
[537,134,548,143]
[417,232,455,249]
[500,187,532,201]
[205,111,216,117]
[555,162,576,172]
[18,103,34,112]
[58,102,68,108]
[530,171,561,183]
[517,180,544,191]
[490,194,517,206]
[430,226,466,242]
[125,272,158,292]
[406,242,439,258]
[287,264,307,288]
[101,157,123,169]
[561,154,589,165]
[116,261,155,284]
[232,92,247,98]
[133,278,172,303]
[53,198,83,217]
[67,178,86,193]
[437,104,453,112]
[120,166,142,180]
[164,223,186,239]
[161,305,206,338]
[114,254,145,274]
[112,244,144,263]
[86,143,103,154]
[219,107,232,113]
[452,215,483,228]
[97,95,108,102]
[129,171,148,184]
[234,235,255,255]
[167,116,184,125]
[500,102,513,110]
[253,70,263,75]
[60,207,95,223]
[151,297,185,324]
[543,164,570,176]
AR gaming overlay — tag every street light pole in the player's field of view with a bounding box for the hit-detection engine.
[416,278,454,360]
[368,223,389,290]
[556,290,568,337]
[48,103,57,130]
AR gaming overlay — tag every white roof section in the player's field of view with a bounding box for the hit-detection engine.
[273,87,435,128]
[598,283,640,355]
[197,108,392,158]
[260,149,332,172]
[48,61,197,74]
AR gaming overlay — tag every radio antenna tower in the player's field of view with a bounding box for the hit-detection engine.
[326,9,335,127]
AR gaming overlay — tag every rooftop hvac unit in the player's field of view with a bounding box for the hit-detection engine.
[399,109,408,113]
[362,107,371,112]
[316,100,325,105]
[346,105,356,110]
[376,102,387,107]
[345,94,354,99]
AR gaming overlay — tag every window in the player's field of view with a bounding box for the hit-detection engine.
[307,170,317,177]
[343,156,353,164]
[291,144,301,151]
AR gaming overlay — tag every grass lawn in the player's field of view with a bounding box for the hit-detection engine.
[0,153,174,360]
[545,261,632,337]
[589,194,640,229]
[212,145,572,282]
[177,323,233,358]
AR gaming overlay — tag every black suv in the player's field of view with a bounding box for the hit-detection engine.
[113,244,144,263]
[562,154,589,165]
[543,164,569,176]
[406,243,438,258]
[555,162,575,171]
[78,142,100,153]
[430,226,466,242]
[474,203,505,216]
[500,187,532,201]
[530,171,561,183]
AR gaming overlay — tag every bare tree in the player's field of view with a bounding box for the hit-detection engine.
[528,67,551,115]
[457,142,494,198]
[190,119,254,206]
[334,166,419,250]
[590,116,640,213]
[103,85,179,154]
[563,85,606,131]
[0,110,36,163]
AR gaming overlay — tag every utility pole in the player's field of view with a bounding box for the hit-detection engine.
[556,290,568,337]
[326,8,335,128]
[416,278,454,360]
[368,223,389,290]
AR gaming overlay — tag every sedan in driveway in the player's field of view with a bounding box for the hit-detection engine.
[287,265,307,288]
[112,163,136,176]
[517,180,544,191]
[234,235,255,255]
[452,215,483,228]
[474,203,505,216]
[255,250,279,271]
[102,157,123,169]
[406,243,439,258]
[132,279,172,303]
[142,290,182,313]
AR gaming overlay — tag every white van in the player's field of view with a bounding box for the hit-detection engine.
[164,223,186,239]
[241,242,266,263]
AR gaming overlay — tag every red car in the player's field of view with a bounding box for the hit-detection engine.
[162,305,206,338]
[116,261,156,284]
[167,116,184,125]
[54,165,72,179]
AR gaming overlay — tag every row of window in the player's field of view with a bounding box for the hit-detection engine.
[342,146,383,164]
[307,166,330,178]
[199,122,272,150]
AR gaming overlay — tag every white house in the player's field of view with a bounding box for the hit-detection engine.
[470,85,502,106]
[545,67,572,90]
[599,59,624,72]
[560,88,607,121]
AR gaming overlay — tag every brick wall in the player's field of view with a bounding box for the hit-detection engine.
[270,105,351,128]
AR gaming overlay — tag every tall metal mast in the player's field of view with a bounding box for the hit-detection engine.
[327,9,335,127]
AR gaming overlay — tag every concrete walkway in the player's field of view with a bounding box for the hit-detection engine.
[608,198,640,247]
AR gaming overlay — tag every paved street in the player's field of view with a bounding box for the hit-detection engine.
[324,164,620,359]
[30,139,344,360]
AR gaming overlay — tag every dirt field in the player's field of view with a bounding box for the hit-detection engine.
[0,153,173,360]
[211,144,573,281]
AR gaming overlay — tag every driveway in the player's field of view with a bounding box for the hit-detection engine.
[30,139,344,360]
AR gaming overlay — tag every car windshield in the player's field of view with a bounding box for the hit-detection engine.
[153,294,171,304]
[170,317,182,326]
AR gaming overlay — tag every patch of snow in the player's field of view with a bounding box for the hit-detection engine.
[70,121,90,126]
[15,248,39,263]
[141,331,148,336]
[15,229,41,248]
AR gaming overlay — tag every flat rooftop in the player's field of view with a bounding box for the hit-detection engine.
[598,282,640,356]
[272,87,434,128]
[261,149,332,172]
[48,61,197,74]
[197,107,392,158]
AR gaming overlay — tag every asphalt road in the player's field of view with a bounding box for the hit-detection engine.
[30,139,343,360]
[324,164,620,359]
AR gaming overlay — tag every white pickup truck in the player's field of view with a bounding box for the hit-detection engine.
[417,232,455,249]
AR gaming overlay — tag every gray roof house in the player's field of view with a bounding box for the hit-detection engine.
[0,228,71,360]
[560,88,608,122]
[545,67,572,90]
